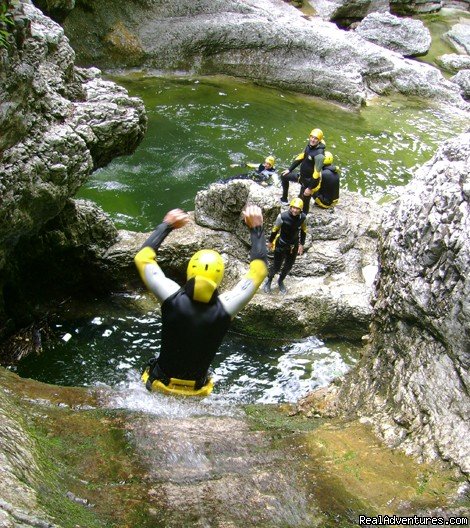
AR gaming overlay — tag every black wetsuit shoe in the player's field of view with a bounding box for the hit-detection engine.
[280,198,289,206]
[278,280,287,294]
[263,279,272,294]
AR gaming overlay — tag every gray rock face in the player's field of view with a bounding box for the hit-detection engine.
[389,0,443,15]
[443,22,470,55]
[451,69,470,100]
[0,2,146,339]
[307,0,390,26]
[436,53,470,73]
[322,132,470,475]
[355,12,432,57]
[61,0,467,108]
[105,181,380,340]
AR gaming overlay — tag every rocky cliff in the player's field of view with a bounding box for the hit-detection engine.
[0,1,147,340]
[301,132,470,477]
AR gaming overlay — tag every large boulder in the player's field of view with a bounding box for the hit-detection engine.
[355,12,432,57]
[306,0,390,26]
[60,0,467,108]
[103,180,380,340]
[443,23,470,55]
[451,69,470,100]
[436,53,470,74]
[301,132,470,476]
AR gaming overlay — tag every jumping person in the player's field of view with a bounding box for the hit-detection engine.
[135,206,267,397]
[280,129,325,214]
[263,198,307,295]
[314,151,340,209]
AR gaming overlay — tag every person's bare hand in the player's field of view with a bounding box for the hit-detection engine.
[163,209,190,229]
[267,242,273,251]
[243,204,263,228]
[298,244,304,256]
[303,188,312,197]
[281,169,290,176]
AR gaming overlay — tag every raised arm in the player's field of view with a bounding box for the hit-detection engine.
[134,209,189,304]
[219,205,268,318]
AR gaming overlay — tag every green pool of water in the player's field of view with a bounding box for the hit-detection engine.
[77,72,468,231]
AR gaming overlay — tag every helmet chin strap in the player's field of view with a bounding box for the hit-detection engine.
[187,276,218,303]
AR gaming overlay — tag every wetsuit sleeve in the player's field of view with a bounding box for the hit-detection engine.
[219,226,268,318]
[268,214,283,243]
[288,152,304,173]
[134,222,180,303]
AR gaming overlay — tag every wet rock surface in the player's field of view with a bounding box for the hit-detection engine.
[0,368,466,527]
[355,12,432,56]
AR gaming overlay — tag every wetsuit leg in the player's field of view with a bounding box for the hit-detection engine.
[299,184,312,214]
[281,173,299,202]
[279,249,297,281]
[269,247,285,279]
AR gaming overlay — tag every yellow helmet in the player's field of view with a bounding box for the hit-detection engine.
[290,197,304,209]
[187,250,225,287]
[309,128,324,141]
[323,151,333,165]
[265,156,275,166]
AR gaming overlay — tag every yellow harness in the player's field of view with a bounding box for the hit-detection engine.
[141,368,214,397]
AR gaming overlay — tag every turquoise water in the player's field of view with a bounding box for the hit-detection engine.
[77,73,468,231]
[14,293,359,404]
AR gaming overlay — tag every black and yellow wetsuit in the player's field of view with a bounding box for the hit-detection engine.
[281,142,326,213]
[268,210,307,283]
[314,164,340,208]
[134,222,267,394]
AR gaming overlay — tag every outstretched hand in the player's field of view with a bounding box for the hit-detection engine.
[163,209,190,229]
[243,204,263,228]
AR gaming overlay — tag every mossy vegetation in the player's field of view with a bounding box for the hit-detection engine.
[245,403,468,526]
[1,369,467,527]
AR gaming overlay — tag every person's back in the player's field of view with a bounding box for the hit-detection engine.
[315,151,340,208]
[159,283,231,382]
[134,206,267,395]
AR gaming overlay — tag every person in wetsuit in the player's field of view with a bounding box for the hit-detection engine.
[263,198,307,295]
[134,206,267,394]
[280,129,325,214]
[313,151,340,209]
[220,155,277,186]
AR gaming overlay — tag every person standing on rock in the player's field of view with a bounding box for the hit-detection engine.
[313,150,340,209]
[134,205,268,397]
[280,128,325,214]
[263,198,307,295]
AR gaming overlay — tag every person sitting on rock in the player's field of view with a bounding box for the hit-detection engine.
[313,150,340,209]
[280,129,325,214]
[220,155,277,186]
[135,206,268,397]
[263,197,307,295]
